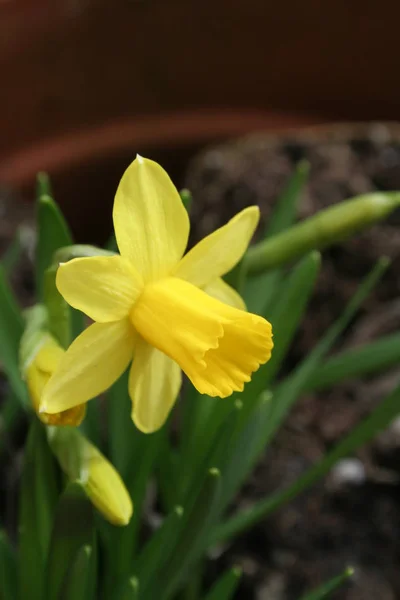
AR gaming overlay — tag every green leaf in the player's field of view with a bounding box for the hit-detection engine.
[46,483,95,600]
[240,161,309,313]
[19,419,59,600]
[18,305,58,382]
[44,265,71,349]
[61,545,94,600]
[36,171,53,198]
[305,332,400,392]
[203,566,242,600]
[300,567,354,600]
[266,159,310,237]
[158,469,221,600]
[0,391,22,458]
[133,506,184,596]
[36,193,72,300]
[211,258,389,544]
[243,268,283,316]
[180,188,192,213]
[217,392,273,514]
[178,398,243,524]
[246,256,389,461]
[263,251,320,378]
[245,192,400,274]
[119,577,139,600]
[53,244,115,264]
[108,370,138,477]
[0,265,28,405]
[214,373,400,543]
[266,256,389,430]
[102,424,163,595]
[177,391,234,499]
[2,230,23,276]
[241,251,320,416]
[0,529,18,600]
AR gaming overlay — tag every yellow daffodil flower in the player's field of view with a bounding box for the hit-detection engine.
[26,334,86,426]
[41,156,273,433]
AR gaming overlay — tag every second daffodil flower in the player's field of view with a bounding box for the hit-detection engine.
[41,156,273,433]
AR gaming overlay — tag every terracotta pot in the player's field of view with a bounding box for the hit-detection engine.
[1,0,399,162]
[0,110,325,241]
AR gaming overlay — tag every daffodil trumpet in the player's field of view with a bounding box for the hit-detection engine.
[41,156,273,433]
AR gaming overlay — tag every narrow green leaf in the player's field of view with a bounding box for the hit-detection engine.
[300,567,354,600]
[245,192,400,274]
[208,399,244,472]
[178,392,234,499]
[36,194,72,300]
[46,483,94,600]
[0,529,18,600]
[53,244,115,264]
[102,425,163,594]
[243,268,283,317]
[305,332,400,392]
[214,374,400,543]
[180,188,192,212]
[203,566,242,600]
[108,370,138,477]
[217,392,273,514]
[44,265,71,349]
[156,435,180,513]
[158,469,221,600]
[264,251,320,377]
[61,545,94,600]
[183,562,204,600]
[265,257,389,432]
[19,419,59,600]
[36,171,53,198]
[180,399,244,518]
[2,230,23,275]
[0,265,27,405]
[119,577,139,600]
[134,506,184,596]
[0,391,22,458]
[241,251,320,415]
[211,259,389,544]
[266,159,309,237]
[239,162,308,312]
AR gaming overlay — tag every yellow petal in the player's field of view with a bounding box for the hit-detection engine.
[57,255,142,323]
[129,338,182,433]
[131,277,273,398]
[26,336,86,426]
[203,277,246,310]
[41,320,135,414]
[113,156,190,281]
[174,206,260,287]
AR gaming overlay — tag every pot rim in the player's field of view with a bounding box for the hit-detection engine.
[0,109,326,187]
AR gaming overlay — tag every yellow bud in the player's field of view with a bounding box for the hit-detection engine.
[82,440,133,526]
[25,335,86,426]
[48,427,133,526]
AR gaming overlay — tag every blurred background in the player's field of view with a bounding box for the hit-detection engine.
[1,0,400,238]
[2,2,400,598]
